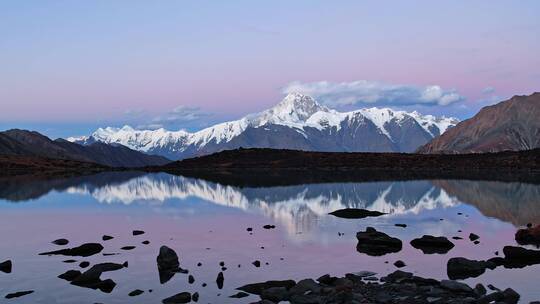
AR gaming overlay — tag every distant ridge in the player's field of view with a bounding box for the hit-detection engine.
[0,129,170,168]
[418,92,540,153]
[70,93,458,159]
[153,147,540,172]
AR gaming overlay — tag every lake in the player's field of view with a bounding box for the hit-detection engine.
[0,172,539,303]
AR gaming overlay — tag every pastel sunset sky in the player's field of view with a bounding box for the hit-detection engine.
[1,1,539,138]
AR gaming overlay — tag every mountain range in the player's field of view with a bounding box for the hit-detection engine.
[0,129,170,167]
[69,92,459,159]
[418,92,540,153]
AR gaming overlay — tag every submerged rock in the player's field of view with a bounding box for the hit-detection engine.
[162,292,191,304]
[329,208,386,219]
[0,260,12,273]
[39,243,103,257]
[395,223,407,228]
[410,235,455,254]
[356,227,402,256]
[52,238,69,246]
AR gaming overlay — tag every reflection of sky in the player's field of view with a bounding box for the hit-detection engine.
[0,174,539,303]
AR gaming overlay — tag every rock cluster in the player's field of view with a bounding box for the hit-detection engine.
[241,270,521,304]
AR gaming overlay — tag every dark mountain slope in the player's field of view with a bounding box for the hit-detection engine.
[0,129,170,167]
[418,92,540,153]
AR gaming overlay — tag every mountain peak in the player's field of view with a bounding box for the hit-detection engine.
[269,92,327,121]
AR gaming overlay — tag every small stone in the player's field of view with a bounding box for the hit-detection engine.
[142,240,150,245]
[263,225,276,229]
[102,235,114,241]
[252,260,261,267]
[216,272,224,289]
[192,292,199,302]
[79,261,90,268]
[133,230,145,236]
[188,275,195,284]
[0,260,12,273]
[395,223,407,228]
[394,260,406,268]
[52,238,69,246]
[469,233,480,241]
[121,246,136,250]
[129,289,144,297]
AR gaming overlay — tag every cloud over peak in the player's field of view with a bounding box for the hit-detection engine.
[283,80,465,107]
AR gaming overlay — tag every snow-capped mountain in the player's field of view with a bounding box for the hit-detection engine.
[69,93,459,159]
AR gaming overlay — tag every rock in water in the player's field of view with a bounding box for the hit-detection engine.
[447,257,495,280]
[162,292,191,304]
[410,235,455,254]
[52,238,69,246]
[0,260,12,273]
[216,272,224,289]
[58,262,127,293]
[469,233,480,241]
[39,243,103,257]
[129,289,144,297]
[102,235,114,241]
[237,280,296,295]
[5,290,34,299]
[133,230,145,236]
[394,260,406,268]
[502,246,540,268]
[356,227,402,256]
[157,246,185,284]
[329,208,386,219]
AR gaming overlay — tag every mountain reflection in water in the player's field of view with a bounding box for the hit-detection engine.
[2,172,539,230]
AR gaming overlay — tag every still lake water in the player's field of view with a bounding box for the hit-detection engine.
[0,172,539,303]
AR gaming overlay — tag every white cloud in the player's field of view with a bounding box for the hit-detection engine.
[482,86,495,94]
[283,80,465,107]
[123,105,210,130]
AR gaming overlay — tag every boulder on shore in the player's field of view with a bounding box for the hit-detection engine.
[515,224,540,246]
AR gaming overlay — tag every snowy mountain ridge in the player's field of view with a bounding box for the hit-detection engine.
[69,93,459,159]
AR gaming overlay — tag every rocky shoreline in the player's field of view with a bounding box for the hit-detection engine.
[238,269,525,304]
